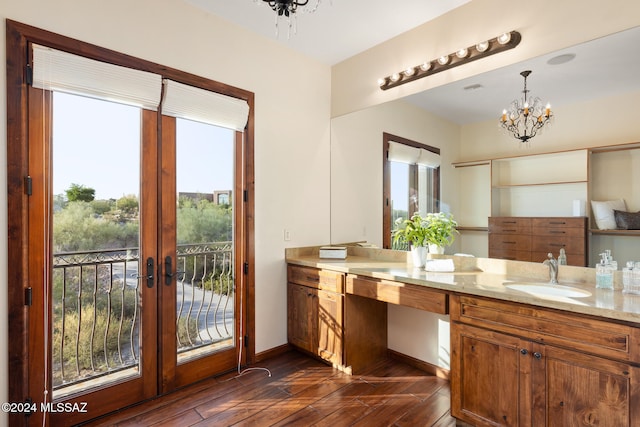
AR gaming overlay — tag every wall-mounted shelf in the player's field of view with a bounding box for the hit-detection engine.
[491,180,588,189]
[455,143,640,265]
[458,226,489,232]
[590,229,640,236]
[589,143,640,264]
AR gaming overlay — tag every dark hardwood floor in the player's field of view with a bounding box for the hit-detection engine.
[83,350,455,426]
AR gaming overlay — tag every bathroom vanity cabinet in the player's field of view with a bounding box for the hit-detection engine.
[287,264,345,366]
[450,295,640,426]
[287,246,640,426]
[287,264,388,371]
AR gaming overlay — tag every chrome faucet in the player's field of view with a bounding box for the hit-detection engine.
[542,253,558,284]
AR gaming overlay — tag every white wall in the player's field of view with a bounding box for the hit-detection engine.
[330,99,459,367]
[0,1,331,423]
[330,100,460,246]
[460,90,640,161]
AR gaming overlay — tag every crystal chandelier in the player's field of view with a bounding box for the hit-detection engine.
[500,70,553,144]
[259,0,322,38]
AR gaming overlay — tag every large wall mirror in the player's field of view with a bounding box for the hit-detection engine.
[330,25,640,266]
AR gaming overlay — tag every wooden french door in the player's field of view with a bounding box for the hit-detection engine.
[157,115,243,392]
[7,21,254,426]
[23,84,244,427]
[25,88,160,426]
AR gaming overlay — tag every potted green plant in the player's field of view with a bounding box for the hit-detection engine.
[423,212,458,254]
[392,213,430,267]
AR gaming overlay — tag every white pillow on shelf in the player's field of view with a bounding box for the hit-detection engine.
[591,199,626,229]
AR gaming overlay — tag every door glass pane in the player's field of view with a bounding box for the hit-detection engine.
[52,92,141,398]
[390,161,437,249]
[175,118,235,363]
[390,161,410,250]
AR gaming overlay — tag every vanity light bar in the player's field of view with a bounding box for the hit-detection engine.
[378,31,522,91]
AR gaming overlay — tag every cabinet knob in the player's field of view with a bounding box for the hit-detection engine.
[533,352,542,360]
[520,348,528,355]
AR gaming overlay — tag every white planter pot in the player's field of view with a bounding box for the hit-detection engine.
[428,244,445,255]
[410,246,428,267]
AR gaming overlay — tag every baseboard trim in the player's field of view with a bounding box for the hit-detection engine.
[255,344,292,363]
[387,349,450,381]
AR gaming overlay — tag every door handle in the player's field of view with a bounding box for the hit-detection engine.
[164,256,185,286]
[132,257,155,288]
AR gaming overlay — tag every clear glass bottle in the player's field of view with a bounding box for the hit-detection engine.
[596,252,613,290]
[626,262,640,295]
[558,248,567,265]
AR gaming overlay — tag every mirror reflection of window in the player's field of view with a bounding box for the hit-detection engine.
[383,133,440,249]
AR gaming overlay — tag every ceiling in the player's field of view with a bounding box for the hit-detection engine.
[186,1,640,125]
[185,0,471,65]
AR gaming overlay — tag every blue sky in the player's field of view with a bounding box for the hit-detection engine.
[53,92,234,200]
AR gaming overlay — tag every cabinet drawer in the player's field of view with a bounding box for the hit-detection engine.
[531,235,585,254]
[488,234,531,251]
[489,217,532,234]
[535,226,586,237]
[451,295,640,362]
[488,248,531,262]
[346,275,448,314]
[532,217,586,229]
[288,265,344,293]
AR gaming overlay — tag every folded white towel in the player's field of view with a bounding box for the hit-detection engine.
[424,259,455,272]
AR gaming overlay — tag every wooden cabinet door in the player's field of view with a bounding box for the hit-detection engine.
[543,345,640,427]
[451,323,527,427]
[287,283,315,353]
[317,289,343,366]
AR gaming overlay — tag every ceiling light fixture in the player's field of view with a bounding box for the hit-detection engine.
[378,31,521,90]
[500,70,553,144]
[259,0,322,38]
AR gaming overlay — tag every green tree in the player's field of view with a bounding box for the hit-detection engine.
[117,195,139,215]
[53,202,138,252]
[66,183,95,202]
[90,199,113,215]
[177,197,232,244]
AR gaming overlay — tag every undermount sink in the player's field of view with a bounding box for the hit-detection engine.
[505,282,592,298]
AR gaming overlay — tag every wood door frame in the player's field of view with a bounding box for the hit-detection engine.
[382,132,440,249]
[6,19,255,426]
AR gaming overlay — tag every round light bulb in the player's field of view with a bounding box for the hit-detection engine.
[404,67,416,76]
[377,78,387,87]
[437,55,450,65]
[476,41,489,52]
[390,73,401,82]
[420,61,432,72]
[456,48,469,59]
[497,33,511,45]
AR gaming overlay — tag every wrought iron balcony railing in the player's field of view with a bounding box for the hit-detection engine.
[51,242,234,396]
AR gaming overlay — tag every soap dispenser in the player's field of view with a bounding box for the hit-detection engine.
[596,252,614,290]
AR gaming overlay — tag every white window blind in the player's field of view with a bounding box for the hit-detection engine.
[388,141,440,168]
[32,44,162,110]
[417,148,440,168]
[161,79,249,131]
